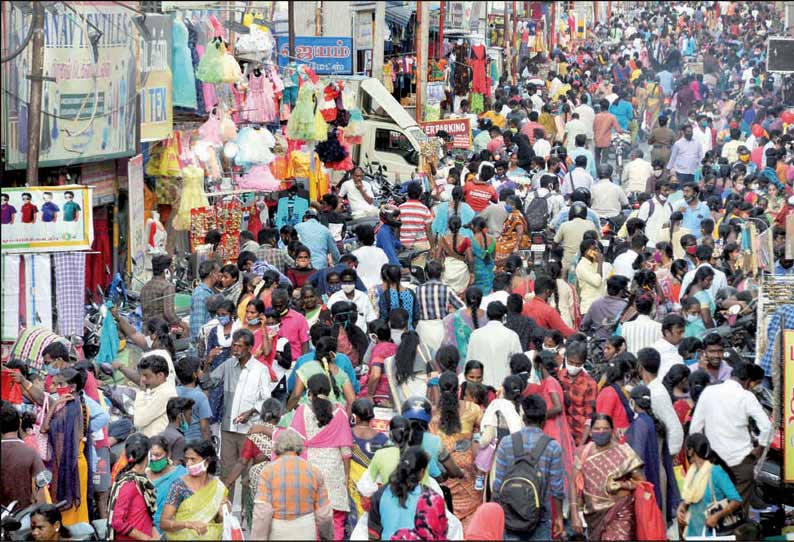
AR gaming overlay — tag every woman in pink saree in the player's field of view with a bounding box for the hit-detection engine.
[276,373,353,541]
[534,352,575,484]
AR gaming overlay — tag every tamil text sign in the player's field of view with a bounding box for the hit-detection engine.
[127,154,146,278]
[139,14,173,142]
[276,36,353,75]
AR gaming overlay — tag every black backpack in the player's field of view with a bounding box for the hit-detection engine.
[497,432,552,534]
[525,191,551,231]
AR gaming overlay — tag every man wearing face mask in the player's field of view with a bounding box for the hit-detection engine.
[690,362,770,515]
[637,180,672,246]
[580,276,630,345]
[325,268,376,333]
[140,254,187,334]
[557,341,597,446]
[133,353,177,437]
[160,396,194,464]
[271,288,310,356]
[667,124,704,184]
[676,183,711,239]
[692,333,733,384]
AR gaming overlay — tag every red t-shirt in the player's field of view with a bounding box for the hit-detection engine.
[21,202,38,223]
[464,181,497,212]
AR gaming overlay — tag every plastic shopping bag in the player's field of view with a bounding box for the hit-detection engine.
[634,481,666,541]
[222,505,244,541]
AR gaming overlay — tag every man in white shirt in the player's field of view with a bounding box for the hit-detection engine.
[590,166,629,220]
[211,328,271,505]
[530,86,545,113]
[638,348,685,466]
[612,234,648,282]
[573,102,596,148]
[637,180,673,246]
[532,129,552,159]
[562,155,594,197]
[481,273,511,308]
[680,245,729,300]
[564,112,588,153]
[351,223,390,291]
[690,362,771,514]
[692,116,713,154]
[621,149,654,194]
[466,302,522,389]
[651,314,686,380]
[326,268,376,333]
[133,353,178,437]
[339,168,378,218]
[620,293,662,354]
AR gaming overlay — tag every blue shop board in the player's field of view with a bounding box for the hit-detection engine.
[276,36,353,75]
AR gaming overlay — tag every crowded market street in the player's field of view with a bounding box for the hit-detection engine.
[1,0,794,540]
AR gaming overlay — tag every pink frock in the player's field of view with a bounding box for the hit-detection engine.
[244,71,276,123]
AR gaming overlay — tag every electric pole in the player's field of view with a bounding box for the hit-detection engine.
[288,0,295,57]
[416,0,429,122]
[26,1,46,186]
[372,1,385,80]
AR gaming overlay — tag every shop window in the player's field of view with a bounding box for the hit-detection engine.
[374,128,418,165]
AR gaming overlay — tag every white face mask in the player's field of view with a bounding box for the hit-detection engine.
[653,170,663,177]
[341,283,356,294]
[567,365,583,376]
[658,194,667,202]
[145,335,154,348]
[390,329,404,345]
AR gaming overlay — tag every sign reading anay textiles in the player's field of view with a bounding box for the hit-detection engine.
[276,36,353,75]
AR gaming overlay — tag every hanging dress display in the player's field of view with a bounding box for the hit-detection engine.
[452,44,470,96]
[173,165,208,231]
[469,43,488,95]
[172,16,198,109]
[196,37,225,83]
[235,127,276,168]
[244,70,276,123]
[286,85,319,141]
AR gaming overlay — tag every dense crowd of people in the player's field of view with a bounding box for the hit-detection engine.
[2,1,793,541]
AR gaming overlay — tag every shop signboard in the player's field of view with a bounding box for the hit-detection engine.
[276,36,353,75]
[127,154,146,278]
[81,162,116,206]
[1,186,94,253]
[420,118,472,149]
[1,2,137,169]
[786,330,794,483]
[139,14,173,143]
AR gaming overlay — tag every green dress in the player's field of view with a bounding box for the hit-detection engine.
[471,236,495,295]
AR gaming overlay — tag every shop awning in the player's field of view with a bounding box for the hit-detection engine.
[385,4,414,27]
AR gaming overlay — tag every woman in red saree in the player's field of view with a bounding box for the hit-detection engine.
[533,352,575,484]
[570,414,645,540]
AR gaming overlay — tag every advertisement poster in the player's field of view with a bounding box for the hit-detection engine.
[2,2,137,170]
[139,14,173,142]
[1,186,94,253]
[276,37,353,75]
[785,330,794,483]
[420,118,472,149]
[127,154,146,279]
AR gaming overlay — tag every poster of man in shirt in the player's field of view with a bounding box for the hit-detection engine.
[0,186,94,253]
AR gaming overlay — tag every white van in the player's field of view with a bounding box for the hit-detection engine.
[334,76,426,184]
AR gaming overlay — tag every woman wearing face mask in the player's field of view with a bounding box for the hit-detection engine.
[257,309,292,401]
[236,272,262,323]
[203,299,240,423]
[570,413,645,539]
[147,435,187,532]
[682,296,708,339]
[720,242,743,287]
[677,433,742,539]
[160,440,228,540]
[594,357,634,438]
[244,297,266,340]
[682,266,717,329]
[108,434,158,540]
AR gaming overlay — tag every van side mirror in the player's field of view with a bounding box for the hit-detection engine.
[382,165,388,171]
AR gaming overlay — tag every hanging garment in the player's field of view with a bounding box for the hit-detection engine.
[244,71,277,123]
[453,45,470,96]
[199,109,223,147]
[173,165,209,231]
[237,164,280,191]
[86,213,112,293]
[172,16,198,109]
[1,255,20,341]
[54,253,87,338]
[231,83,246,123]
[96,301,120,364]
[196,37,226,83]
[469,44,488,94]
[286,85,317,141]
[235,127,276,167]
[24,254,52,331]
[184,19,206,115]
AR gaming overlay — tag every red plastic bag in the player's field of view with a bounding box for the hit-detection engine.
[1,368,23,404]
[634,481,666,541]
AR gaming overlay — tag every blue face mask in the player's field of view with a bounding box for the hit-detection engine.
[46,365,60,376]
[327,283,342,294]
[504,204,514,213]
[218,315,231,326]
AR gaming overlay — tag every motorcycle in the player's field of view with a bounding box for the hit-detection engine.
[608,133,632,179]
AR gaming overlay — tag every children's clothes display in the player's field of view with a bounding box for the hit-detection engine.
[173,165,209,230]
[172,16,198,109]
[198,109,223,146]
[244,70,277,123]
[196,37,226,83]
[237,164,280,191]
[235,127,276,167]
[286,84,317,141]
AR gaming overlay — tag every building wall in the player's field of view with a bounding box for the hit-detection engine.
[292,1,353,37]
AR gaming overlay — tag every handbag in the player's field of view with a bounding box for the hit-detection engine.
[706,473,742,534]
[474,440,497,472]
[32,398,51,461]
[633,480,666,541]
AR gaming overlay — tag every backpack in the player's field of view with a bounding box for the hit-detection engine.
[525,191,551,231]
[497,432,552,534]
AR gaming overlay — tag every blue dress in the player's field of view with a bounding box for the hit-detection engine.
[172,16,197,109]
[684,465,742,538]
[431,201,475,239]
[471,236,495,295]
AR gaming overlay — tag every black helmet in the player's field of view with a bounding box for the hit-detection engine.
[478,118,493,131]
[570,201,588,220]
[597,163,614,180]
[401,396,432,424]
[571,187,592,207]
[379,204,402,228]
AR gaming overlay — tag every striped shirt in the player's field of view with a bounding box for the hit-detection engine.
[620,314,663,355]
[255,454,330,520]
[398,200,433,245]
[415,280,464,320]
